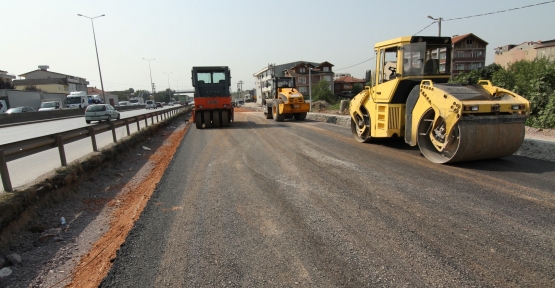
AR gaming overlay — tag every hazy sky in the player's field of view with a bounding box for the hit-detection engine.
[3,0,554,92]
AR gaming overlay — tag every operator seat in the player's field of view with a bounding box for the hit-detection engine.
[424,59,439,75]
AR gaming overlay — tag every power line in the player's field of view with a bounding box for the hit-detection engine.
[335,58,374,71]
[413,21,437,36]
[413,0,555,35]
[444,0,555,21]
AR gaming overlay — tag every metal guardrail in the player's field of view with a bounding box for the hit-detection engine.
[0,106,187,192]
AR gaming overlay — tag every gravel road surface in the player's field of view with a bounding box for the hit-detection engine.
[101,111,555,287]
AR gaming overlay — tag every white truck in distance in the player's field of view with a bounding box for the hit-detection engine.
[66,91,92,109]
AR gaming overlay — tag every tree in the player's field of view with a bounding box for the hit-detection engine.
[128,88,134,93]
[24,85,43,92]
[492,58,555,128]
[450,63,503,84]
[311,79,335,103]
[351,83,363,96]
[0,79,14,89]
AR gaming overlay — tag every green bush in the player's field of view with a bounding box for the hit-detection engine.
[450,59,555,128]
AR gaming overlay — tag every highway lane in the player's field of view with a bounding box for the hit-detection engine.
[0,106,178,145]
[0,105,184,192]
[102,111,555,287]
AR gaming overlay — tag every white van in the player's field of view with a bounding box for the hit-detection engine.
[145,100,156,109]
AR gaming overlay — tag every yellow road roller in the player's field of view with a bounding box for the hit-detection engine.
[349,36,530,163]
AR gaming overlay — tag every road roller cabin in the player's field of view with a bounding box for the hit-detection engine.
[191,66,233,129]
[349,36,530,163]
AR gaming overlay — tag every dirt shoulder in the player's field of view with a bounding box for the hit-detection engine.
[0,113,191,287]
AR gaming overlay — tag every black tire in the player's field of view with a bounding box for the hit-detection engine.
[294,112,307,121]
[203,111,212,128]
[86,120,91,124]
[213,110,221,128]
[221,110,230,127]
[195,111,202,129]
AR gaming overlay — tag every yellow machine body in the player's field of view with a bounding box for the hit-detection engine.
[349,36,530,163]
[263,77,310,122]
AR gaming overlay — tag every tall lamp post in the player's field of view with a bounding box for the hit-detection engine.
[427,15,442,36]
[307,66,313,112]
[78,13,106,103]
[163,72,172,90]
[142,58,155,94]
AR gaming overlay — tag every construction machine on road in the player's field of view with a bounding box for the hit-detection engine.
[191,66,233,129]
[262,77,310,122]
[349,36,530,163]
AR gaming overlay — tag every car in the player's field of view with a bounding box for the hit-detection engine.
[168,101,174,106]
[118,101,131,106]
[145,100,156,109]
[156,102,163,108]
[5,106,36,114]
[85,104,120,124]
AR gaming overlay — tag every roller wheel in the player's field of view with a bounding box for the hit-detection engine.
[203,111,212,128]
[351,117,372,143]
[221,110,230,127]
[273,102,285,122]
[213,110,221,128]
[416,109,525,163]
[294,112,307,121]
[195,111,202,129]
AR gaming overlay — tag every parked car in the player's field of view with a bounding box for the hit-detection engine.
[85,104,120,124]
[156,102,163,108]
[168,101,174,106]
[5,106,36,114]
[145,100,156,109]
[118,101,131,106]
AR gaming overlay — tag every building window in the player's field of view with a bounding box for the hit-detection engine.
[299,87,307,93]
[300,68,306,73]
[440,53,446,59]
[470,64,477,70]
[466,39,473,44]
[456,51,464,58]
[477,63,482,68]
[471,51,483,57]
[324,76,331,81]
[298,77,306,84]
[439,64,445,72]
[343,84,351,89]
[323,67,329,72]
[456,64,465,70]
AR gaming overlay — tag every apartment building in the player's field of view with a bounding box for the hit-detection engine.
[451,33,488,76]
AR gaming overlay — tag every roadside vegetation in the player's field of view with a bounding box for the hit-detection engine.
[451,58,555,128]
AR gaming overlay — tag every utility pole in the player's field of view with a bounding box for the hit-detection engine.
[164,72,172,90]
[78,14,106,103]
[427,15,442,36]
[142,58,156,94]
[238,80,244,101]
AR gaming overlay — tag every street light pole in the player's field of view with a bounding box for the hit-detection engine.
[427,15,442,36]
[78,13,106,103]
[142,58,155,94]
[175,79,179,91]
[164,72,172,90]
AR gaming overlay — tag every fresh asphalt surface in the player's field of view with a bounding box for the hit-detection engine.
[102,112,555,287]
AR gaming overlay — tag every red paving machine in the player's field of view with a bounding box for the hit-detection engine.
[191,66,233,129]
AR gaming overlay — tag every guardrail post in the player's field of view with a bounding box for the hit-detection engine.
[151,114,155,125]
[125,119,130,136]
[156,112,159,123]
[136,116,140,131]
[110,122,117,142]
[145,116,148,127]
[88,127,98,152]
[0,149,13,192]
[56,135,67,167]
